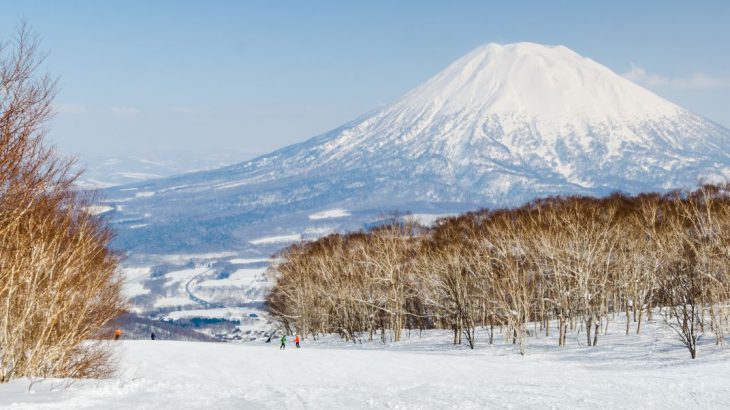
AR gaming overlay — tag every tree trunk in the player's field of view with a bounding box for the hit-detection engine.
[633,301,637,322]
[453,321,458,345]
[647,289,654,322]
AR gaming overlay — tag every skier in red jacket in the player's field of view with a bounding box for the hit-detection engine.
[295,335,300,348]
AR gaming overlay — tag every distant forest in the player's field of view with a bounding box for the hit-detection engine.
[268,185,730,358]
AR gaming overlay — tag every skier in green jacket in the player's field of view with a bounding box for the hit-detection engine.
[280,335,286,350]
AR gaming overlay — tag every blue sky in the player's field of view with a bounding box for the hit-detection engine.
[2,0,729,158]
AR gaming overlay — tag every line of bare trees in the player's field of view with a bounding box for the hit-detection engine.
[0,24,125,382]
[267,186,730,358]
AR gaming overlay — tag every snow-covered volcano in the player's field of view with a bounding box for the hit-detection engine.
[104,42,730,254]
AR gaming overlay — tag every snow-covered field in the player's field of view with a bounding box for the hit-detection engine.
[196,267,268,289]
[163,307,258,321]
[249,234,302,245]
[2,317,730,409]
[120,267,152,300]
[308,208,351,220]
[228,258,271,265]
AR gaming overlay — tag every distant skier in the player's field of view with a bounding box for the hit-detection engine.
[295,335,300,348]
[114,328,122,341]
[280,335,286,350]
[151,332,156,340]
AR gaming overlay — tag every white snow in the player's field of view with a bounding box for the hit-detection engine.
[228,258,271,265]
[228,267,268,282]
[302,225,336,237]
[152,296,196,308]
[393,43,681,128]
[164,267,208,285]
[249,234,301,245]
[153,252,237,265]
[2,317,730,409]
[105,42,730,259]
[163,307,257,321]
[84,205,115,215]
[121,283,149,300]
[120,267,152,300]
[120,173,162,180]
[409,213,457,226]
[308,208,351,220]
[196,268,267,288]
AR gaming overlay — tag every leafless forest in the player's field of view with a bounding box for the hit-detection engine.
[268,187,730,358]
[0,25,125,382]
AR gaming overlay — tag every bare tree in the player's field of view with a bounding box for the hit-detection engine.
[0,24,125,383]
[267,186,730,358]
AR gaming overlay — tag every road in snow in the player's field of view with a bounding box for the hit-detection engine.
[183,267,222,308]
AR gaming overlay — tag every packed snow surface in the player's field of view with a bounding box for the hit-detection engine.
[3,317,730,409]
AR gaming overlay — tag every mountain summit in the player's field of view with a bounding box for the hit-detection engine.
[396,42,681,122]
[105,43,730,254]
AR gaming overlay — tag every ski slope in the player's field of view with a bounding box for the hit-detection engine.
[2,320,730,409]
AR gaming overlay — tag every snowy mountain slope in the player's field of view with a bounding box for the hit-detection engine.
[3,316,730,409]
[103,42,730,255]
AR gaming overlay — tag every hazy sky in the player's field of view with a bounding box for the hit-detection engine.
[2,0,729,159]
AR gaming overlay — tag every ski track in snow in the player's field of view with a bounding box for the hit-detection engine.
[3,318,730,409]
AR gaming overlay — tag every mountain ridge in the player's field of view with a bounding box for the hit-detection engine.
[102,42,730,255]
